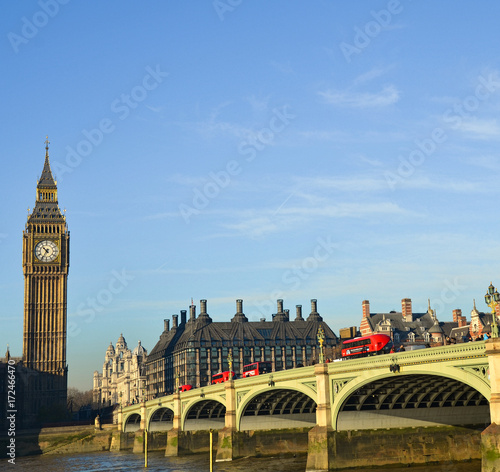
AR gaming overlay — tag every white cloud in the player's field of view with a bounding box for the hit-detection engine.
[453,118,500,139]
[353,66,394,86]
[319,85,400,108]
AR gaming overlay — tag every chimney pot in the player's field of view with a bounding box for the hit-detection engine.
[180,310,187,325]
[236,299,243,314]
[164,319,170,332]
[172,314,179,329]
[296,305,303,320]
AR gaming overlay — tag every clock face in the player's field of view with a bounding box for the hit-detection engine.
[35,240,59,262]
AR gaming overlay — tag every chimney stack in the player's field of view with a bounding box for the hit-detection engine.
[277,299,284,313]
[200,299,207,315]
[453,309,467,327]
[164,319,170,332]
[172,314,179,329]
[311,299,318,314]
[307,299,323,321]
[402,298,413,322]
[189,304,196,322]
[284,309,290,321]
[295,305,303,321]
[232,299,248,322]
[362,300,370,319]
[180,310,187,325]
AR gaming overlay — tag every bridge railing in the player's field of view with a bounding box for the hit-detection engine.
[327,341,487,374]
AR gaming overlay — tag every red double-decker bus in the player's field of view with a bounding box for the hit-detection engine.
[242,362,272,378]
[341,334,392,359]
[211,371,236,384]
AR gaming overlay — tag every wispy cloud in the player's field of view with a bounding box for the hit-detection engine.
[319,85,400,108]
[218,201,411,239]
[353,67,394,86]
[461,154,500,170]
[452,117,500,139]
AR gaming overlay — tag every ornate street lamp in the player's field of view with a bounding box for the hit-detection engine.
[228,350,233,380]
[484,282,500,338]
[175,371,180,391]
[317,326,325,364]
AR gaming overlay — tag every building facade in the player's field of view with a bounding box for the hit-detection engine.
[145,298,338,399]
[93,334,148,408]
[359,297,499,346]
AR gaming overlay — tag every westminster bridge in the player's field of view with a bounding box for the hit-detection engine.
[118,339,500,470]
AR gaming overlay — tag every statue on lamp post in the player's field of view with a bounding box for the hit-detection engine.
[317,326,325,364]
[228,350,233,380]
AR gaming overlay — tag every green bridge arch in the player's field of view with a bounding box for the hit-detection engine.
[120,342,490,433]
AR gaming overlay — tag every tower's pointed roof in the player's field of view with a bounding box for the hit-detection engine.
[27,137,66,224]
[38,137,57,188]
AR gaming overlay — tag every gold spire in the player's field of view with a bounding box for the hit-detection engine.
[45,136,50,159]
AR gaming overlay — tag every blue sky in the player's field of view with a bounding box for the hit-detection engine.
[2,1,500,390]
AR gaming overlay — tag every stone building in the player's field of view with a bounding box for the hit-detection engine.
[92,334,148,408]
[359,297,500,345]
[145,298,337,399]
[359,298,460,345]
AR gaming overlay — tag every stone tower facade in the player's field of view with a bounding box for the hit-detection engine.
[22,138,70,421]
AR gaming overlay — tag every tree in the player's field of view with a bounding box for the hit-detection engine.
[67,387,93,413]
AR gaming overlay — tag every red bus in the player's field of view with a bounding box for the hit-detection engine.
[242,362,272,378]
[211,371,236,384]
[179,384,193,392]
[341,334,392,359]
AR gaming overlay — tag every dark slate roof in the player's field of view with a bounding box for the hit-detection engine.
[28,199,65,223]
[38,154,57,188]
[450,326,470,339]
[367,311,435,332]
[367,310,458,341]
[27,149,65,224]
[147,326,182,361]
[148,314,338,359]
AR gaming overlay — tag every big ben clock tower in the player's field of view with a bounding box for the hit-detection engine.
[22,138,69,419]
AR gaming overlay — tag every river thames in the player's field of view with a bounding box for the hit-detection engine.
[2,452,481,471]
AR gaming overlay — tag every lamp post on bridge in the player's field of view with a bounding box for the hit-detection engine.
[228,350,233,379]
[484,282,500,339]
[317,326,325,364]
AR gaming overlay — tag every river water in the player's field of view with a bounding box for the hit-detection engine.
[2,452,481,472]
